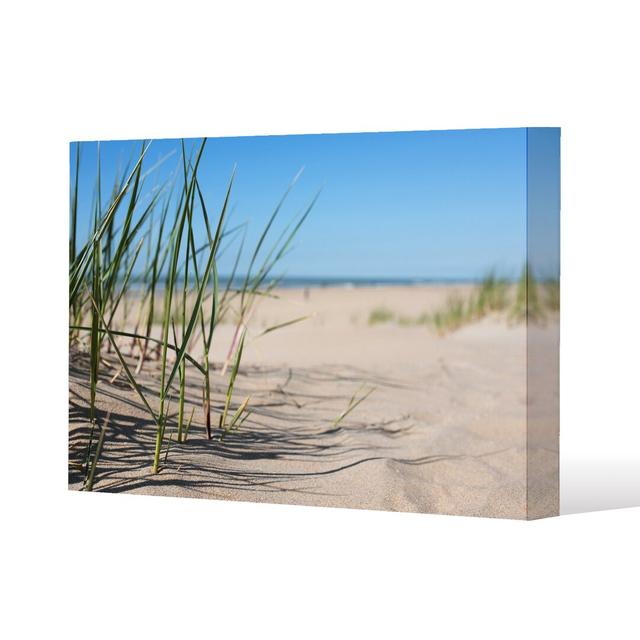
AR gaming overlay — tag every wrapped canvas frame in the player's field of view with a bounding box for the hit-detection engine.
[526,128,560,518]
[69,127,561,519]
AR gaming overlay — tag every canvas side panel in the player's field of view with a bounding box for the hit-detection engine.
[526,128,560,519]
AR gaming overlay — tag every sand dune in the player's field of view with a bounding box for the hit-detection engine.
[69,285,557,519]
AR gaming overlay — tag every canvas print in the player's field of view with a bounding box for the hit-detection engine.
[69,127,560,519]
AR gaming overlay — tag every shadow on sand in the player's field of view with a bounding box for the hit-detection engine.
[69,352,471,500]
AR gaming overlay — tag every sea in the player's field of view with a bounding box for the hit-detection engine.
[126,275,483,291]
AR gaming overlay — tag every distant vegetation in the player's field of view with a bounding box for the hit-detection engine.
[544,278,560,312]
[367,268,559,335]
[368,306,395,325]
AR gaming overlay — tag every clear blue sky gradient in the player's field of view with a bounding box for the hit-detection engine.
[71,128,537,280]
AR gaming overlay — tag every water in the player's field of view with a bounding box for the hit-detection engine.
[250,276,480,289]
[127,274,482,291]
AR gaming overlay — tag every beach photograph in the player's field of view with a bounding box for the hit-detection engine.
[7,3,640,638]
[69,128,559,519]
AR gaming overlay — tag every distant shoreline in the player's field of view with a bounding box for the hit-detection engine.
[126,275,513,290]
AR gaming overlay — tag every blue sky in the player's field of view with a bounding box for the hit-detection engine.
[71,128,540,280]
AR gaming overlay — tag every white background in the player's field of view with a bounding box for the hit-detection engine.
[2,1,639,638]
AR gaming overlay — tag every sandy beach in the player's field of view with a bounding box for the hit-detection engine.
[69,284,557,519]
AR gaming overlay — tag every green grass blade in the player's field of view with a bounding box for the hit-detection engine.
[332,387,375,428]
[69,325,206,375]
[240,168,304,303]
[87,292,158,423]
[85,412,110,491]
[255,314,312,338]
[219,330,246,430]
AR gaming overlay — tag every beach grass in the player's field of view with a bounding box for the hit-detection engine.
[332,386,376,428]
[510,263,545,324]
[544,278,560,312]
[69,138,318,481]
[429,294,468,334]
[365,269,556,335]
[368,306,394,325]
[471,271,509,317]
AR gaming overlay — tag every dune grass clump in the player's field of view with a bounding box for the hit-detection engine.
[396,312,429,327]
[544,278,560,312]
[470,271,509,317]
[429,294,468,334]
[69,137,319,485]
[368,306,394,325]
[363,268,554,336]
[425,269,554,335]
[368,272,511,335]
[509,263,544,324]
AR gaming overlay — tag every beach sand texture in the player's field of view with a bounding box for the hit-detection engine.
[70,284,556,519]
